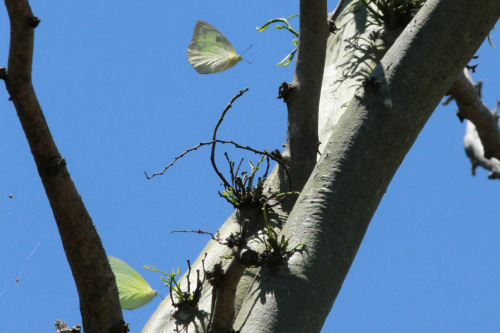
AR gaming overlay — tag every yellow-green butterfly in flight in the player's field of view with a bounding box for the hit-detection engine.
[187,20,243,74]
[108,256,158,310]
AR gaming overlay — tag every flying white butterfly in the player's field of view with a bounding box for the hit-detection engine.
[108,256,158,310]
[187,21,243,74]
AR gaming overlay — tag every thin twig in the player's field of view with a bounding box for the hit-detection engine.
[172,230,216,239]
[224,152,242,201]
[234,158,245,184]
[144,139,292,194]
[169,285,175,306]
[210,88,250,190]
[330,0,346,24]
[144,86,293,206]
[201,253,208,282]
[187,260,191,294]
[263,156,271,179]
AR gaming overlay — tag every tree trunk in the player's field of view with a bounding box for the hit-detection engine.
[143,0,499,332]
[233,1,500,332]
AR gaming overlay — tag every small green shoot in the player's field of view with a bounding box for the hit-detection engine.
[260,193,306,265]
[257,15,299,67]
[145,266,192,303]
[219,154,268,210]
[264,219,306,256]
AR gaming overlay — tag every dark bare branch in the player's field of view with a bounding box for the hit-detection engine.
[146,139,293,205]
[172,229,217,238]
[2,1,125,331]
[211,88,250,190]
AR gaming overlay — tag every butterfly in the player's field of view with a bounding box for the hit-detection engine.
[187,20,243,74]
[108,256,158,310]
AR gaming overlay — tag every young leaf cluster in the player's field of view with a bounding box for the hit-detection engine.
[260,220,306,265]
[259,198,305,265]
[145,266,192,302]
[219,154,268,210]
[145,262,205,318]
[357,0,423,29]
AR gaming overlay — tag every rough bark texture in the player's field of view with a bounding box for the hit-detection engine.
[2,1,125,332]
[233,1,500,332]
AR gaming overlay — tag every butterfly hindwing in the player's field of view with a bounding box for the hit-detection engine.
[108,256,158,310]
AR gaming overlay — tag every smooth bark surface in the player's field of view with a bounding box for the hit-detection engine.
[319,1,400,151]
[143,2,331,332]
[448,69,500,178]
[233,1,500,332]
[283,0,328,188]
[144,2,405,332]
[5,0,498,332]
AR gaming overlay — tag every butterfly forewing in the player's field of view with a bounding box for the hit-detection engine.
[190,21,236,54]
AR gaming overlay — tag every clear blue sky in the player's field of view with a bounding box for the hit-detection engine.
[0,1,498,332]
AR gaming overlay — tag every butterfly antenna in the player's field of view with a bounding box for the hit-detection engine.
[240,45,253,64]
[240,44,253,56]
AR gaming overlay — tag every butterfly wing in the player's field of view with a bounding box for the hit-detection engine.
[187,21,243,74]
[108,256,158,310]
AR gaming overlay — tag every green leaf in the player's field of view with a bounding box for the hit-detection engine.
[488,31,496,48]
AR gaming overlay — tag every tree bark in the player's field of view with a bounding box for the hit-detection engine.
[1,1,125,332]
[282,0,328,187]
[233,1,500,332]
[447,69,500,178]
[143,1,401,332]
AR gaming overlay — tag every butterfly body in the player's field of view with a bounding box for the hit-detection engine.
[187,21,242,74]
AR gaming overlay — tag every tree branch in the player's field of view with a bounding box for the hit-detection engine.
[1,1,125,331]
[447,68,500,178]
[208,258,248,333]
[282,0,329,188]
[211,88,249,190]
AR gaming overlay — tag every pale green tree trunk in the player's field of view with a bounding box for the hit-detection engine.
[143,1,499,332]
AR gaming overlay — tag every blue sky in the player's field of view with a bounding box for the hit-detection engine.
[0,1,498,332]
